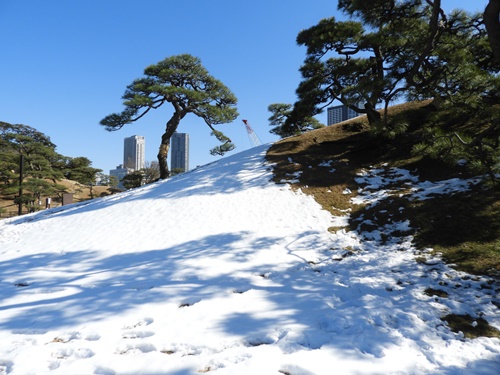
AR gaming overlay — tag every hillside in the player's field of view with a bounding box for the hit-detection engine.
[267,100,500,278]
[0,102,499,374]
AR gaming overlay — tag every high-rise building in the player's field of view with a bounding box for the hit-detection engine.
[109,164,132,189]
[327,104,360,125]
[123,135,145,170]
[170,132,189,172]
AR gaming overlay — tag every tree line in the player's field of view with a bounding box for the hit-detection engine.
[0,121,103,214]
[0,121,168,214]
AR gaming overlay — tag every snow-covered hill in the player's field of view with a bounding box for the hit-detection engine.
[0,145,498,374]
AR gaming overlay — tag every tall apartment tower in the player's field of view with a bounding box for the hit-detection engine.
[327,104,360,125]
[170,132,189,172]
[109,164,131,189]
[123,135,145,170]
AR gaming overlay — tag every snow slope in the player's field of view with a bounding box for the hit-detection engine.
[0,145,498,375]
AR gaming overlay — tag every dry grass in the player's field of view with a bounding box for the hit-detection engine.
[0,179,110,217]
[442,314,500,339]
[266,101,499,277]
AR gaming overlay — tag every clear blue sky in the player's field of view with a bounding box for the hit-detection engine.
[0,0,486,174]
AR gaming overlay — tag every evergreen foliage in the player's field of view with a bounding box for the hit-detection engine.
[1,121,65,212]
[64,157,102,198]
[0,121,102,212]
[121,171,144,190]
[100,54,238,179]
[288,0,499,184]
[267,103,323,138]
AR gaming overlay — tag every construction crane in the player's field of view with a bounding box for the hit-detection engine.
[242,119,262,148]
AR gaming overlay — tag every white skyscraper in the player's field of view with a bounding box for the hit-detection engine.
[170,132,189,172]
[123,135,145,170]
[109,164,131,189]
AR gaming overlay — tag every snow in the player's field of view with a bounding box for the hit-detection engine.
[0,144,498,375]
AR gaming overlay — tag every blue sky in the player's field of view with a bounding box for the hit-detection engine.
[0,0,486,174]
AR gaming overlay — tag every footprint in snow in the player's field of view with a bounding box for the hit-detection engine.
[50,331,81,343]
[0,361,13,375]
[160,344,211,357]
[122,317,154,329]
[51,348,94,360]
[83,333,101,341]
[122,331,155,339]
[48,348,94,371]
[115,343,156,355]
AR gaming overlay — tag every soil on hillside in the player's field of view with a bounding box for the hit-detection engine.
[266,101,499,277]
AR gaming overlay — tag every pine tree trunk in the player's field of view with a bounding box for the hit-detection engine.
[157,140,170,180]
[484,0,500,64]
[365,102,381,125]
[158,110,183,179]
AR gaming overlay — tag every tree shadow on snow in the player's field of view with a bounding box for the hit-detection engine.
[0,229,495,373]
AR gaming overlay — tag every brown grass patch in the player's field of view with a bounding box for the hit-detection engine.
[442,314,500,339]
[266,101,499,277]
[0,179,111,217]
